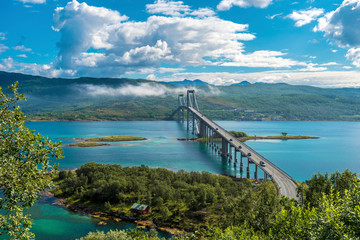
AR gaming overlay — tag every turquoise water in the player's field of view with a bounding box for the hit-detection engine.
[24,121,360,239]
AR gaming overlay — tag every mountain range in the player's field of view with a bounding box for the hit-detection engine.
[1,71,360,121]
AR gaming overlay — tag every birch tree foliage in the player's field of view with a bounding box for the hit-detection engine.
[0,82,63,239]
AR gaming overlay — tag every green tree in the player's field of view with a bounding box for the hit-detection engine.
[0,82,63,239]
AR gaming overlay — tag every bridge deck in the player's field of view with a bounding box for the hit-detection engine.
[187,106,298,200]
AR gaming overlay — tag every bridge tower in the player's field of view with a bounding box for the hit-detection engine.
[186,90,200,135]
[177,94,185,121]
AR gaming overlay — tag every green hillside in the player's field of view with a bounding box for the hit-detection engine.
[1,71,360,121]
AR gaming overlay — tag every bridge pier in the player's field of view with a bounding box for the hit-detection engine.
[221,138,228,157]
[199,120,206,138]
[192,113,195,134]
[246,162,250,179]
[255,165,258,180]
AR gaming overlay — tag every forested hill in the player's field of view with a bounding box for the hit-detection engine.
[1,70,360,121]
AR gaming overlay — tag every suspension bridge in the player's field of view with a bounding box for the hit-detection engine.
[176,90,298,200]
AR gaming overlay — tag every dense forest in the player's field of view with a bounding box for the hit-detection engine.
[2,71,360,121]
[53,163,282,233]
[54,164,360,239]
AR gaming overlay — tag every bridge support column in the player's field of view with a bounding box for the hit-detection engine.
[199,120,205,138]
[239,154,243,173]
[246,160,250,179]
[192,113,195,134]
[221,138,228,157]
[228,146,232,163]
[264,172,267,181]
[234,150,237,167]
[187,110,189,131]
[255,165,258,180]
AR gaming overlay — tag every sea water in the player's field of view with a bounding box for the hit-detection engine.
[24,121,360,239]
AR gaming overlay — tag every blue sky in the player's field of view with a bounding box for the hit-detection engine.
[1,0,360,87]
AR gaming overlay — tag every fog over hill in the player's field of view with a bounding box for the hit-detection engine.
[1,71,360,121]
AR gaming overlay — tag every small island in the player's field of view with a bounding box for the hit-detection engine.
[66,142,110,147]
[180,131,318,142]
[86,135,146,142]
[63,135,147,147]
[228,131,319,141]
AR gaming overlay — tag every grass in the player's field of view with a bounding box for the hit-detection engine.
[86,135,147,142]
[67,142,110,147]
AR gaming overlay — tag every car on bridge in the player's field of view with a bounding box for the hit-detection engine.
[247,153,251,157]
[260,161,266,167]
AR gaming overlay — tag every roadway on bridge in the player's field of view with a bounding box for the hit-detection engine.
[188,106,298,200]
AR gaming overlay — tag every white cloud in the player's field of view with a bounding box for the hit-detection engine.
[314,0,360,47]
[146,0,215,18]
[52,0,269,75]
[298,63,327,72]
[346,47,360,67]
[158,67,185,73]
[18,0,46,4]
[16,54,28,58]
[146,0,190,16]
[0,57,74,78]
[314,1,360,67]
[13,45,32,52]
[221,50,305,68]
[146,74,157,80]
[190,8,216,18]
[309,39,319,44]
[320,62,338,66]
[50,0,305,77]
[0,44,8,53]
[0,57,14,71]
[156,70,360,87]
[287,8,324,27]
[343,66,352,69]
[217,0,273,10]
[0,33,6,40]
[75,83,220,97]
[266,13,282,20]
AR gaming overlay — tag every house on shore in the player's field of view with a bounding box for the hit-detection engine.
[131,203,150,215]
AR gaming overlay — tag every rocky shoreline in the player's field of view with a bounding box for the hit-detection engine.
[43,190,184,235]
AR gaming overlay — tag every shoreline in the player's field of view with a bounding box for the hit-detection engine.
[42,189,184,235]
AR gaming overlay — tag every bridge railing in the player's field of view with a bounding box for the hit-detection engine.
[240,142,296,183]
[186,106,297,185]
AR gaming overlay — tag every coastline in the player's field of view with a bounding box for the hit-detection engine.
[43,189,185,235]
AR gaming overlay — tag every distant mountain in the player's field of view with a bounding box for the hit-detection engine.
[163,79,214,86]
[2,71,360,121]
[231,81,251,86]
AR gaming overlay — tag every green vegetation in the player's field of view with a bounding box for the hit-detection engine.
[228,130,248,137]
[87,135,146,142]
[228,130,318,141]
[0,82,63,239]
[67,142,110,147]
[197,130,318,142]
[77,170,360,240]
[3,71,360,121]
[239,135,319,141]
[54,162,282,233]
[77,229,161,240]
